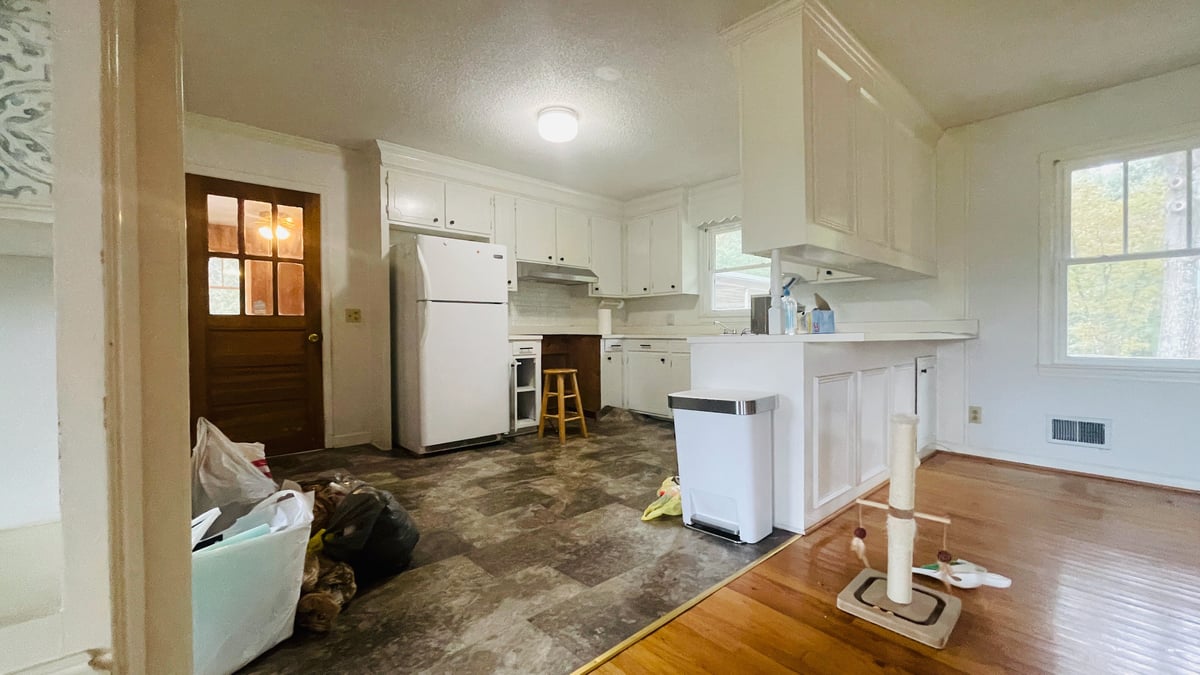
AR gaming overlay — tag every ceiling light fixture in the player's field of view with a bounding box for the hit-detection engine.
[537,106,578,143]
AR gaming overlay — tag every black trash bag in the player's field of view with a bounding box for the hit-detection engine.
[322,485,420,582]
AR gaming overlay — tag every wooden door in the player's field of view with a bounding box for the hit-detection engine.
[186,174,324,455]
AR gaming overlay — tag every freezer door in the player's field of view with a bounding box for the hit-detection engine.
[418,301,510,446]
[416,234,508,303]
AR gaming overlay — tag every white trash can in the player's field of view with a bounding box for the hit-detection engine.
[668,389,777,544]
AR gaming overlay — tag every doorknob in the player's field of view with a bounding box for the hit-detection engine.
[307,333,321,343]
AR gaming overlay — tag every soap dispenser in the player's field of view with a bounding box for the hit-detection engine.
[781,283,798,335]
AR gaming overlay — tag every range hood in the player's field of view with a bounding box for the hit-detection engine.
[517,261,599,285]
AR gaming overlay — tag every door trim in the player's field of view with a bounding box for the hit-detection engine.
[182,163,336,448]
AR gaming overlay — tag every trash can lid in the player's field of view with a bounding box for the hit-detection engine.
[667,389,778,415]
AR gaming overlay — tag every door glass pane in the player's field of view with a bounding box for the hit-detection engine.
[244,259,274,315]
[277,262,305,316]
[276,205,304,260]
[1127,151,1188,254]
[244,200,274,257]
[207,256,241,315]
[1069,162,1124,258]
[206,194,238,254]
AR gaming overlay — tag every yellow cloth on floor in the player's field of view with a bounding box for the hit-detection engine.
[641,477,682,520]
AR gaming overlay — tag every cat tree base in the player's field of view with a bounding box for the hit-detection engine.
[836,568,962,649]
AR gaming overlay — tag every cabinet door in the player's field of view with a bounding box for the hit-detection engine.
[853,83,889,246]
[386,170,445,227]
[649,208,681,294]
[669,352,691,396]
[858,367,890,484]
[911,140,937,262]
[889,122,916,256]
[514,198,557,263]
[812,372,855,509]
[916,356,936,452]
[601,350,624,408]
[493,194,518,292]
[445,182,494,236]
[624,351,659,413]
[555,207,591,267]
[808,44,854,233]
[589,216,623,296]
[625,217,652,296]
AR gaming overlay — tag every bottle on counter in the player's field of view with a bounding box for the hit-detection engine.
[781,288,798,335]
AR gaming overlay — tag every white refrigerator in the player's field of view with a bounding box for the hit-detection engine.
[390,233,510,454]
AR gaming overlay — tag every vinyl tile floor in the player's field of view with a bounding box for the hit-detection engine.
[239,412,791,675]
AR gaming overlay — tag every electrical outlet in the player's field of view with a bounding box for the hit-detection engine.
[968,406,982,424]
[345,308,362,324]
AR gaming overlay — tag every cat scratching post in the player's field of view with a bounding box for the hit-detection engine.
[836,414,961,649]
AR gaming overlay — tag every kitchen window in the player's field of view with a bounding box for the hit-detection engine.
[703,222,771,314]
[1043,134,1200,377]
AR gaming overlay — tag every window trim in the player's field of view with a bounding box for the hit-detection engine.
[699,220,771,318]
[1039,123,1200,382]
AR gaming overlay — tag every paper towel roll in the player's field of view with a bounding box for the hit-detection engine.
[598,308,612,335]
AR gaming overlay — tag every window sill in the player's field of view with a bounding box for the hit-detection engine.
[1038,362,1200,384]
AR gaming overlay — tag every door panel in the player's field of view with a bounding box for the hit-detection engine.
[809,45,854,232]
[590,217,623,295]
[186,174,324,455]
[649,210,680,294]
[514,198,556,263]
[858,367,889,483]
[854,84,889,246]
[555,207,591,267]
[813,372,854,508]
[625,217,651,296]
[387,170,445,227]
[418,301,509,445]
[445,182,494,236]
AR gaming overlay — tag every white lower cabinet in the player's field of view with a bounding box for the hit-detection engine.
[601,347,624,408]
[622,341,690,418]
[509,340,542,434]
[809,356,936,522]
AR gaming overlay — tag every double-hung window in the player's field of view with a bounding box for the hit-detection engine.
[1048,137,1200,373]
[704,222,771,314]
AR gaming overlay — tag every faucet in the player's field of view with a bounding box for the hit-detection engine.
[713,320,737,335]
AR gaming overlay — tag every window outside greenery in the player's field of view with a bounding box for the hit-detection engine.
[1066,147,1200,360]
[709,225,770,312]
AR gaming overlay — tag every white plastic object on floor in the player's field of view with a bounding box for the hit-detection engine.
[193,489,314,675]
[191,417,278,517]
[669,389,778,544]
[912,560,1012,589]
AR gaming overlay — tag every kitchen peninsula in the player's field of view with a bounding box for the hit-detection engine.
[688,325,976,533]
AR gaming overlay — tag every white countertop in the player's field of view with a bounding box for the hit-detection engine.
[508,335,544,340]
[688,331,976,344]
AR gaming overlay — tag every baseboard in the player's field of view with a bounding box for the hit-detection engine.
[936,442,1200,493]
[13,650,95,675]
[329,431,373,448]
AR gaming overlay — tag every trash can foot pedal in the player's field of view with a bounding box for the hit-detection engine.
[685,518,743,544]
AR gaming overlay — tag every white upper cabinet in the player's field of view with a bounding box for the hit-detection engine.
[809,41,854,234]
[555,207,591,267]
[854,81,889,247]
[589,216,623,296]
[445,182,494,236]
[514,198,557,263]
[493,193,518,292]
[386,170,445,228]
[649,207,683,294]
[725,1,941,280]
[625,217,652,296]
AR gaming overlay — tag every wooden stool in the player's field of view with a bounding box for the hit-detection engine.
[538,368,589,445]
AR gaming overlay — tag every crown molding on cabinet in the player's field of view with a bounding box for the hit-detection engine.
[374,140,623,218]
[185,112,344,156]
[688,175,742,226]
[623,187,687,219]
[719,0,804,46]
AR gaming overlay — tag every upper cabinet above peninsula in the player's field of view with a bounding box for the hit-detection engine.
[723,1,942,280]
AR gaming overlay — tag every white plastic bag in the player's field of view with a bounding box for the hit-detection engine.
[193,489,314,675]
[191,417,278,518]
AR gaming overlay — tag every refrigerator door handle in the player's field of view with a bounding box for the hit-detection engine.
[417,244,432,300]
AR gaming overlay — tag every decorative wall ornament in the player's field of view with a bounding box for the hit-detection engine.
[0,0,51,206]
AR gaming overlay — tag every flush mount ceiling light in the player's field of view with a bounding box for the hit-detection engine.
[537,106,578,143]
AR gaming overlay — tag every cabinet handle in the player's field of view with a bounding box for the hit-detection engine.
[607,356,612,361]
[507,280,512,285]
[547,255,553,260]
[643,287,648,292]
[449,219,455,225]
[433,217,439,223]
[660,357,666,364]
[640,344,652,348]
[559,257,564,261]
[671,284,676,289]
[920,368,928,374]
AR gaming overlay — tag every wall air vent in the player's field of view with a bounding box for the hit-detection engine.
[1047,416,1111,449]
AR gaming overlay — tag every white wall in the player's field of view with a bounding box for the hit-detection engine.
[0,254,59,529]
[184,115,378,448]
[954,64,1200,490]
[509,280,603,331]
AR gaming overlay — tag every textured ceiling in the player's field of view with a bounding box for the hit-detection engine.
[182,0,1200,200]
[183,0,773,201]
[822,0,1200,129]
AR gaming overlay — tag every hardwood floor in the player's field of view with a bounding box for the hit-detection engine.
[590,453,1200,674]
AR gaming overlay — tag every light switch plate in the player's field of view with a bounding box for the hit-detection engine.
[345,308,362,323]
